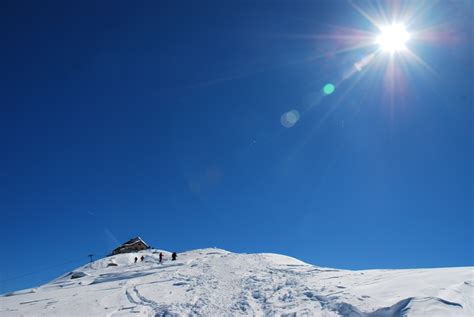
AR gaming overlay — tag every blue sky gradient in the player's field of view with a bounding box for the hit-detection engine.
[1,0,472,293]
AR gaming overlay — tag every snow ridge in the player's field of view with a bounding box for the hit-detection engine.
[1,248,472,316]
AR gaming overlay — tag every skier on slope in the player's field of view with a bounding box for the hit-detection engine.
[134,257,138,263]
[140,255,145,262]
[159,252,163,263]
[171,252,177,261]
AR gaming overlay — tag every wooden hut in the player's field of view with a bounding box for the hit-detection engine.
[111,237,150,255]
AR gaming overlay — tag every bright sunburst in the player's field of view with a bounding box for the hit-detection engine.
[309,1,440,94]
[281,1,446,119]
[376,24,410,53]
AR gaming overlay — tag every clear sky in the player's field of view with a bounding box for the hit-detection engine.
[1,1,472,294]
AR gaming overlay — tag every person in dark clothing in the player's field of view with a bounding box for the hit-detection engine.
[159,252,163,263]
[140,255,145,262]
[171,252,177,261]
[134,257,138,263]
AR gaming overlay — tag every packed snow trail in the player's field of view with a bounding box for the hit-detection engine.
[1,248,473,316]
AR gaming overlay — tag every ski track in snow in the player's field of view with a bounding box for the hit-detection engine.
[0,248,472,316]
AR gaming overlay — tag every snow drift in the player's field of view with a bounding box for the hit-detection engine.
[1,248,472,316]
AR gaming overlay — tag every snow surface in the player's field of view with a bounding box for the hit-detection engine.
[1,248,472,316]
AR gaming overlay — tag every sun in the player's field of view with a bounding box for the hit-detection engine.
[376,24,410,53]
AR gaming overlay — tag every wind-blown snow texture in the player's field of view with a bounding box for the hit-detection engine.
[1,248,473,316]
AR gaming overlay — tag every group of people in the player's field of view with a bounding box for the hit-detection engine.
[134,252,177,264]
[134,255,145,263]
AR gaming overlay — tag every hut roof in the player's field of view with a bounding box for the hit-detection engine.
[122,237,149,248]
[109,237,151,256]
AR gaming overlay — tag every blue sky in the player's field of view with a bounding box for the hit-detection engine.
[1,1,472,293]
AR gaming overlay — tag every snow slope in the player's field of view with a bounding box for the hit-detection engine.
[1,248,472,316]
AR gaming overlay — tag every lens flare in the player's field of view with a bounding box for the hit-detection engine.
[323,83,335,95]
[281,110,300,128]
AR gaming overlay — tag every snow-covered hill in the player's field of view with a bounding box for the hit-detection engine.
[1,248,472,316]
